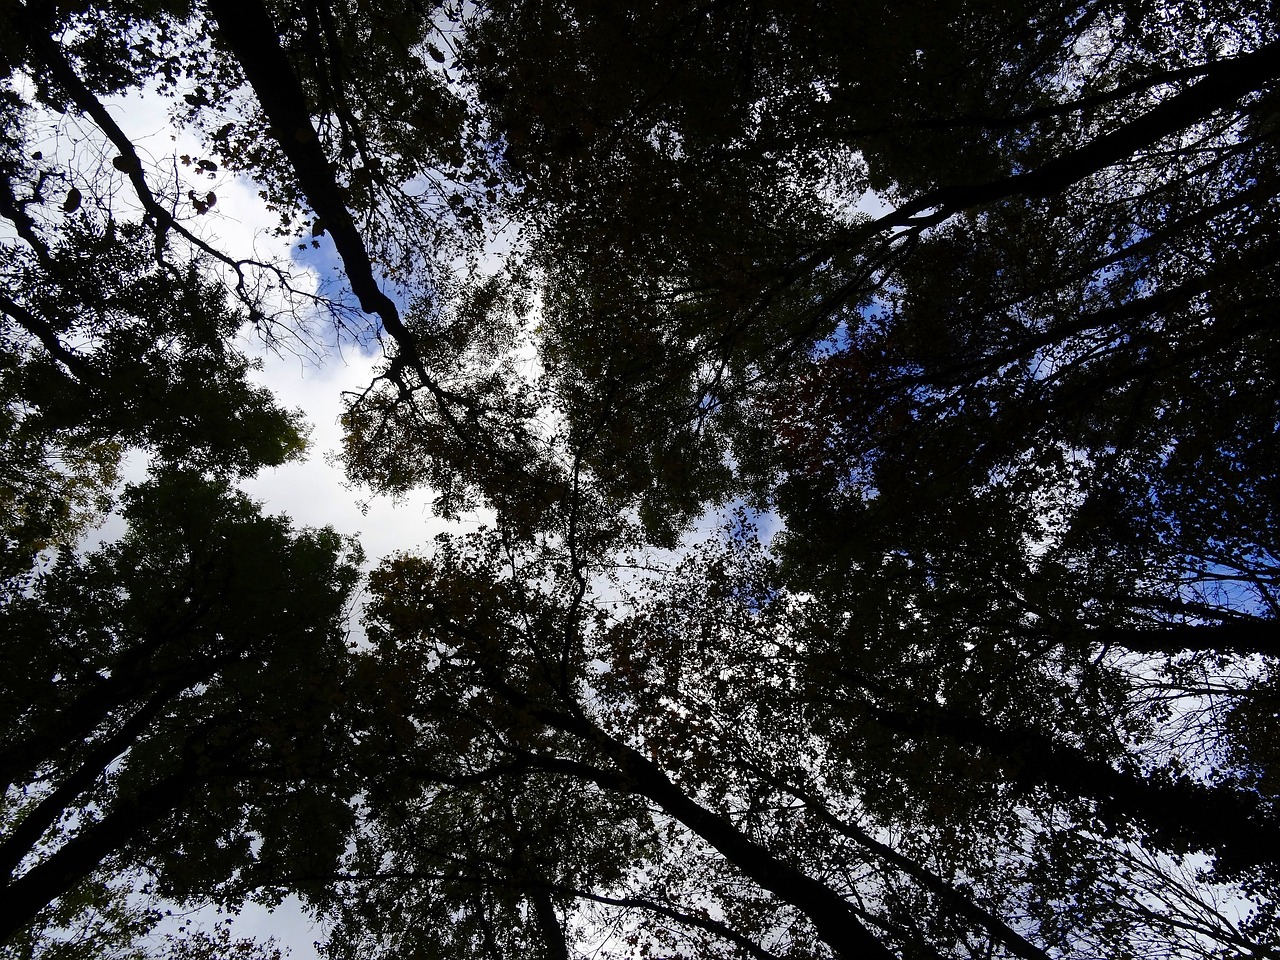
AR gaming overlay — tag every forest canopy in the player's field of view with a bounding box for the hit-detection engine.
[2,1,1279,959]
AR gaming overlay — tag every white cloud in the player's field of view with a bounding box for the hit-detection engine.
[89,82,459,564]
[240,340,459,565]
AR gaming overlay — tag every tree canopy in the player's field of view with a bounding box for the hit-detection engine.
[2,1,1278,959]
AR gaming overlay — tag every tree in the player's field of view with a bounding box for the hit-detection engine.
[0,467,363,948]
[323,1,1279,956]
[1,5,364,952]
[4,1,1280,959]
[337,524,1276,960]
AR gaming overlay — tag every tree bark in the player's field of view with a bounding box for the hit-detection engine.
[757,769,1051,960]
[868,38,1280,234]
[0,631,224,796]
[205,0,412,359]
[0,684,187,880]
[0,762,197,945]
[1080,620,1280,658]
[527,884,570,960]
[522,728,903,960]
[862,693,1280,875]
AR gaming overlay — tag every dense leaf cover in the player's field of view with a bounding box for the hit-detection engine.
[2,1,1278,958]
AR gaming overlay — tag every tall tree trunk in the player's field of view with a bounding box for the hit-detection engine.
[866,39,1280,234]
[527,884,570,960]
[1075,620,1280,658]
[0,763,197,945]
[205,0,412,358]
[524,713,906,960]
[861,692,1279,875]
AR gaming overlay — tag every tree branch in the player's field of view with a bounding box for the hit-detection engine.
[865,39,1280,233]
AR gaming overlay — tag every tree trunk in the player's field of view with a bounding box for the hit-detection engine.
[864,694,1279,875]
[526,715,905,960]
